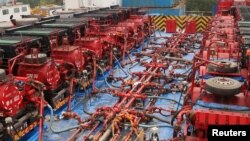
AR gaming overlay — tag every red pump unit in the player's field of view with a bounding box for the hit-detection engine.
[17,52,60,90]
[8,49,69,109]
[49,33,85,79]
[0,68,44,141]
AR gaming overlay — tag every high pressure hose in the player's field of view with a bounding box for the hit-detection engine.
[147,96,183,105]
[127,57,151,75]
[146,114,171,124]
[113,55,130,79]
[96,64,119,89]
[47,104,81,133]
[83,94,93,115]
[124,123,173,128]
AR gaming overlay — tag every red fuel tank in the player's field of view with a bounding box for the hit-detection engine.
[17,53,60,90]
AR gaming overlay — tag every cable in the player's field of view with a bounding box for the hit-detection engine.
[127,57,151,75]
[170,110,181,126]
[176,89,185,111]
[171,88,203,126]
[113,55,130,79]
[147,96,183,105]
[83,94,93,115]
[96,65,119,89]
[146,114,171,124]
[47,104,81,133]
[124,123,173,128]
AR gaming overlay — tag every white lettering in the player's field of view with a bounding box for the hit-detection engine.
[212,129,219,136]
[242,131,246,136]
[219,131,224,136]
[211,129,247,137]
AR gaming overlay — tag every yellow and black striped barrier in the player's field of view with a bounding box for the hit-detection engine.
[151,15,212,32]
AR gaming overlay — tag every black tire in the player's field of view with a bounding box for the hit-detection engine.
[0,69,6,80]
[205,77,242,96]
[207,61,238,73]
[25,53,47,64]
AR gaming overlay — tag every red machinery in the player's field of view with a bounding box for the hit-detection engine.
[129,14,152,37]
[217,0,234,15]
[202,15,240,61]
[74,16,148,71]
[8,49,69,110]
[64,55,174,141]
[48,32,90,107]
[171,3,250,140]
[0,68,45,141]
[186,55,249,108]
[87,14,151,62]
[0,7,161,141]
[117,20,143,46]
[61,28,198,140]
[175,109,250,141]
[49,33,85,79]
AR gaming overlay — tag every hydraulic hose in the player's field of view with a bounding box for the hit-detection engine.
[113,55,130,79]
[124,123,173,128]
[127,57,151,75]
[147,96,183,105]
[83,95,93,115]
[176,90,184,111]
[47,104,81,133]
[96,65,119,89]
[146,114,171,124]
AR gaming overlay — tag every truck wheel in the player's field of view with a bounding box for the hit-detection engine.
[207,61,238,73]
[205,77,242,96]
